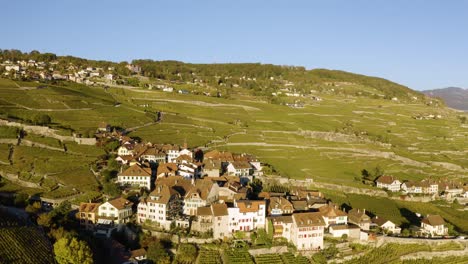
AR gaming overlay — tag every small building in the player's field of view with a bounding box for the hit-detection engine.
[117,164,152,190]
[421,215,448,237]
[76,202,100,230]
[329,224,361,240]
[318,203,348,227]
[268,197,294,216]
[375,175,402,192]
[347,208,371,231]
[371,216,401,234]
[98,197,133,225]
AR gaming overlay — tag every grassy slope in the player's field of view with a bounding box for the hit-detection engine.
[0,78,467,231]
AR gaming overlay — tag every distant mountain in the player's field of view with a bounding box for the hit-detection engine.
[422,87,468,111]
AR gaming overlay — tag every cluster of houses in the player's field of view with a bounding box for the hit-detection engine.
[1,59,119,85]
[375,175,468,199]
[75,137,453,253]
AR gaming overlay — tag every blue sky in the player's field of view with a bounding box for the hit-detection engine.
[1,0,467,90]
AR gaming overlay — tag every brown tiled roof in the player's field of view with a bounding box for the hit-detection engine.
[422,215,445,226]
[118,164,151,177]
[148,185,173,204]
[376,175,398,184]
[176,154,192,162]
[291,200,308,211]
[211,203,228,216]
[268,197,294,213]
[269,215,293,224]
[231,161,251,169]
[204,159,221,170]
[318,204,347,217]
[348,208,371,223]
[236,200,265,213]
[108,197,133,210]
[130,248,146,259]
[371,216,392,227]
[293,212,325,227]
[157,163,178,175]
[186,179,214,200]
[204,150,234,162]
[79,202,100,213]
[196,206,212,216]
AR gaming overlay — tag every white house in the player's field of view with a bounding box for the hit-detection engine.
[226,161,251,177]
[183,180,219,216]
[291,212,326,250]
[421,215,448,236]
[98,197,133,224]
[228,200,266,233]
[117,164,152,190]
[371,216,401,234]
[375,175,402,192]
[117,144,136,156]
[192,203,230,239]
[269,215,293,241]
[318,204,348,227]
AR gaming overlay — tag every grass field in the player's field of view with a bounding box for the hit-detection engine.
[0,78,466,231]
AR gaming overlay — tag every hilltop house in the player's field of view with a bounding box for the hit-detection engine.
[192,203,230,239]
[98,197,133,225]
[228,200,266,233]
[371,216,401,234]
[291,212,326,250]
[347,208,371,231]
[183,180,219,216]
[76,202,100,230]
[421,215,448,236]
[375,175,402,192]
[137,185,183,229]
[268,197,294,216]
[318,203,348,227]
[117,164,152,190]
[269,215,293,241]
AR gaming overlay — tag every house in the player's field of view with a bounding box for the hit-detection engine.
[268,197,294,216]
[137,185,183,229]
[129,248,147,262]
[162,144,181,163]
[347,208,371,231]
[269,215,293,241]
[228,200,266,233]
[439,181,464,197]
[138,147,166,164]
[183,179,219,216]
[178,162,198,179]
[318,203,348,227]
[329,224,361,239]
[401,181,423,194]
[291,212,326,250]
[98,197,133,225]
[76,202,100,230]
[226,161,251,177]
[192,203,230,239]
[203,159,221,177]
[375,175,402,192]
[117,164,152,190]
[421,215,448,236]
[204,150,234,162]
[156,163,178,178]
[97,122,111,133]
[371,216,401,234]
[118,144,136,156]
[420,180,439,194]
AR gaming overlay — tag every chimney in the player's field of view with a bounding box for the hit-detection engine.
[364,209,366,214]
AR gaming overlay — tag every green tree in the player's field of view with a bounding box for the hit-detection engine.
[25,201,42,214]
[37,213,53,228]
[32,114,52,125]
[147,240,171,264]
[176,244,197,264]
[102,182,121,196]
[53,237,93,264]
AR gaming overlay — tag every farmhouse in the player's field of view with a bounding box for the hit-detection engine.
[291,212,325,250]
[318,203,348,227]
[98,197,133,225]
[371,216,401,234]
[347,208,371,231]
[268,196,294,216]
[117,164,152,190]
[421,215,448,236]
[375,175,402,192]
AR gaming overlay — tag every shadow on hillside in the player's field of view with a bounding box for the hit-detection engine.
[399,207,420,228]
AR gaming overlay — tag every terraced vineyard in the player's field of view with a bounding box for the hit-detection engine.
[223,248,254,264]
[0,226,54,264]
[197,248,222,264]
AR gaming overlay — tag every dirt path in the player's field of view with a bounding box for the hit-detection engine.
[132,98,261,111]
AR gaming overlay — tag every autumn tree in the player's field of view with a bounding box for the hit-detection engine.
[54,237,93,264]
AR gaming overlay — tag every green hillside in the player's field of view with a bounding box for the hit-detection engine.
[0,60,467,232]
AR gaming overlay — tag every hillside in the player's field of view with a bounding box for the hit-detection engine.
[423,87,468,111]
[0,52,467,232]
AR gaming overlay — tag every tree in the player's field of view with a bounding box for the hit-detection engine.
[147,240,171,264]
[32,114,52,125]
[53,237,93,264]
[176,244,197,264]
[37,213,53,228]
[25,201,42,214]
[102,182,121,197]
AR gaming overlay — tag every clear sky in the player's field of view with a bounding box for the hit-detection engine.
[1,0,467,90]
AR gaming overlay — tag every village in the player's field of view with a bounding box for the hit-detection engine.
[66,124,466,263]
